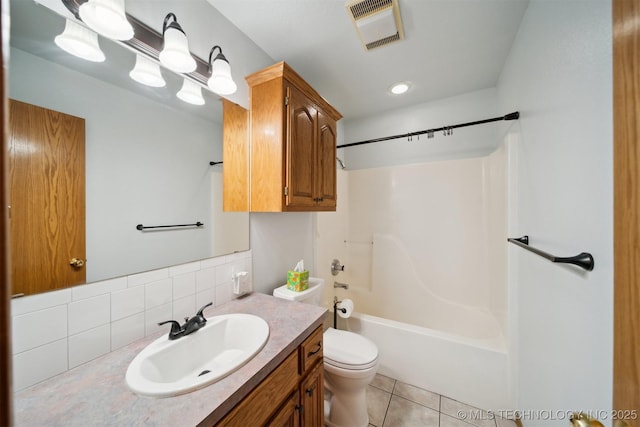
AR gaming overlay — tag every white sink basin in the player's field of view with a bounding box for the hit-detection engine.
[126,313,269,397]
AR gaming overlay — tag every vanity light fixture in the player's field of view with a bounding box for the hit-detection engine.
[177,78,205,106]
[129,54,166,87]
[389,81,411,95]
[54,19,106,62]
[159,13,197,74]
[78,0,134,41]
[207,46,237,95]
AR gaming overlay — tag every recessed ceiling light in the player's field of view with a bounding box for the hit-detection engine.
[389,81,411,95]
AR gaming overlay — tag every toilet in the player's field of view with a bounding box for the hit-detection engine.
[273,278,379,427]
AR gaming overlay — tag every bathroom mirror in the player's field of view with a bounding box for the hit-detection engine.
[8,0,250,294]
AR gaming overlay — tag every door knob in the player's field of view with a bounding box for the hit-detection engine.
[70,258,85,268]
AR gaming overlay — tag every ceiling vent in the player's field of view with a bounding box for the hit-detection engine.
[346,0,404,51]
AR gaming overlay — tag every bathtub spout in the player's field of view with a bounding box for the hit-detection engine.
[334,281,349,290]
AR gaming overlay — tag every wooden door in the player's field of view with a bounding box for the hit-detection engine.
[300,363,324,427]
[613,0,640,414]
[286,85,317,209]
[9,99,86,296]
[1,0,12,423]
[316,109,337,210]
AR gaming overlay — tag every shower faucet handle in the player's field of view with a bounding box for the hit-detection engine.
[331,259,345,276]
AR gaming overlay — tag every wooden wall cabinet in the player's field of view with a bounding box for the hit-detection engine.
[222,99,249,211]
[246,62,342,212]
[214,325,324,426]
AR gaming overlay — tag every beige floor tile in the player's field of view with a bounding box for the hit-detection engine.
[382,395,439,427]
[495,416,518,427]
[441,414,480,427]
[371,373,396,393]
[367,384,392,427]
[393,381,440,411]
[440,397,497,427]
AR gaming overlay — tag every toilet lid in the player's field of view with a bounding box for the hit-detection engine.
[323,328,378,370]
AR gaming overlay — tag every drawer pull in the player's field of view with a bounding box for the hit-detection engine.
[306,388,313,396]
[307,342,322,357]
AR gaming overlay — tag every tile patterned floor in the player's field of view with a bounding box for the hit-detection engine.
[365,374,518,427]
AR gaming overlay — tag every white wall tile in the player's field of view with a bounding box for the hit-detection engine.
[68,324,111,369]
[127,268,169,288]
[111,313,145,350]
[200,256,227,270]
[215,263,233,285]
[173,295,196,322]
[72,277,126,301]
[13,338,68,391]
[68,294,110,336]
[169,261,201,277]
[12,305,67,354]
[145,278,173,309]
[111,286,145,321]
[215,282,233,307]
[196,289,215,312]
[11,289,71,316]
[173,272,196,300]
[196,267,216,292]
[145,303,173,337]
[10,253,253,386]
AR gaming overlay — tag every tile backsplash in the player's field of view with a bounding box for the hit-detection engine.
[11,250,252,391]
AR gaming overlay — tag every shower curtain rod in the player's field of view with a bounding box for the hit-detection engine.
[337,111,520,149]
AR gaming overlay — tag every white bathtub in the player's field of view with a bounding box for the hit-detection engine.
[339,311,512,411]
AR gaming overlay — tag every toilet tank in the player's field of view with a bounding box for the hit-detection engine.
[272,277,325,305]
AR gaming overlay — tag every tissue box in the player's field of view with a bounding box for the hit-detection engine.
[287,270,309,292]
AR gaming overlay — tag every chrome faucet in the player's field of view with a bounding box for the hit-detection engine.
[158,302,213,340]
[334,281,349,290]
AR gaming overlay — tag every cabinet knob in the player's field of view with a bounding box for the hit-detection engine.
[306,388,314,396]
[295,404,304,413]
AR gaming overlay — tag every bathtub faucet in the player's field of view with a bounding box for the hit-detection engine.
[334,281,349,290]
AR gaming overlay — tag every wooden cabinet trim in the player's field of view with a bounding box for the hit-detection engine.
[246,61,342,122]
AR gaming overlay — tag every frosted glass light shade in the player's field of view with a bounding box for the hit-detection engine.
[129,55,166,87]
[159,27,196,73]
[207,58,237,95]
[54,19,105,62]
[79,0,134,41]
[177,79,205,105]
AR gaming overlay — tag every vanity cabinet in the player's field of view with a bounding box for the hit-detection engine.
[246,61,342,212]
[215,325,325,427]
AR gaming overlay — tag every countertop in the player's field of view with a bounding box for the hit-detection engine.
[14,293,327,426]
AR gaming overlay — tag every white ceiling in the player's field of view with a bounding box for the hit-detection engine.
[13,0,529,122]
[210,0,529,119]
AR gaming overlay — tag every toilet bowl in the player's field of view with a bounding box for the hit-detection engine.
[272,278,379,427]
[323,327,378,427]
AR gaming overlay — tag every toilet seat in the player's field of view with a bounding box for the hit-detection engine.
[323,328,378,370]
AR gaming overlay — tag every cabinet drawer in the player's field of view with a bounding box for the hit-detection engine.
[217,351,299,427]
[299,326,323,374]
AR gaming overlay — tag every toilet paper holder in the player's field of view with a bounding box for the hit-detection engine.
[333,297,347,329]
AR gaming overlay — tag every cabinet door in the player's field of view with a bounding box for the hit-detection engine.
[268,391,301,427]
[315,109,337,209]
[300,363,324,427]
[285,85,317,209]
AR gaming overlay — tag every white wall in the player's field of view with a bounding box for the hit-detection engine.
[498,0,612,422]
[249,213,315,294]
[10,48,248,282]
[343,87,499,170]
